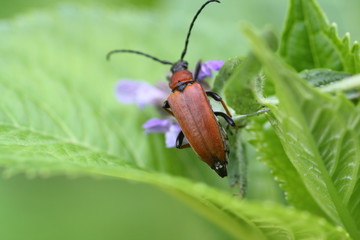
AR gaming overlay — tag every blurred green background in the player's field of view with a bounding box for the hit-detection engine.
[1,0,359,239]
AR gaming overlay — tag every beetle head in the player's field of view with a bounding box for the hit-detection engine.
[169,62,193,90]
[171,60,188,73]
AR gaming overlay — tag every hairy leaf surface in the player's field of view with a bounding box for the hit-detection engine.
[244,26,360,239]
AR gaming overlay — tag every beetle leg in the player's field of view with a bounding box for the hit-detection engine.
[176,131,191,149]
[162,100,174,116]
[214,111,236,127]
[206,91,232,117]
[193,60,202,81]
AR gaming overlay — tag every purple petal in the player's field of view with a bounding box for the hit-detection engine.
[165,123,182,148]
[115,80,167,108]
[198,60,225,81]
[143,119,184,148]
[205,60,225,71]
[142,118,172,133]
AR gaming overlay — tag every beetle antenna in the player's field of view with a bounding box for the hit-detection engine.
[180,0,220,61]
[106,49,173,65]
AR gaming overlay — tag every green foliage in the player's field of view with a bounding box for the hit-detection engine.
[217,31,277,115]
[1,0,360,239]
[213,56,243,94]
[226,129,247,196]
[248,116,326,217]
[299,69,351,87]
[280,0,360,73]
[243,25,360,238]
[0,0,160,18]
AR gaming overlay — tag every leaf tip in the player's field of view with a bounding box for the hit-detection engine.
[341,32,351,48]
[351,41,359,55]
[329,23,338,37]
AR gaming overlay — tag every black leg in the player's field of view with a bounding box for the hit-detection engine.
[214,111,236,127]
[162,100,174,116]
[206,91,232,117]
[162,100,170,108]
[194,60,202,81]
[176,131,191,149]
[206,91,222,101]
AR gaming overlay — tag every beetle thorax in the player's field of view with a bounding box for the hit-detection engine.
[169,69,194,91]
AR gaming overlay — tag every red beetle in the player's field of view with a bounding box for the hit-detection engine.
[107,0,235,177]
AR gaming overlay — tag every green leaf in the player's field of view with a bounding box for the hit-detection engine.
[0,5,218,182]
[248,116,326,216]
[221,30,277,115]
[101,168,350,240]
[226,129,247,197]
[212,56,243,93]
[299,69,359,99]
[244,25,360,239]
[299,69,351,87]
[320,74,360,94]
[280,0,360,73]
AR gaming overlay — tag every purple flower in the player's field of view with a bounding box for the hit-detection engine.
[197,60,224,81]
[115,60,223,148]
[115,80,168,108]
[143,118,182,148]
[143,118,172,133]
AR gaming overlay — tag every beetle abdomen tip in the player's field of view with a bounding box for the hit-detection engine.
[212,161,227,177]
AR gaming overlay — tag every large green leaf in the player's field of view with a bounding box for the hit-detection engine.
[0,5,351,239]
[248,116,326,216]
[280,0,360,73]
[244,25,360,239]
[0,5,219,182]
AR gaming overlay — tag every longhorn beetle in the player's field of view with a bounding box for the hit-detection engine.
[107,0,235,177]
